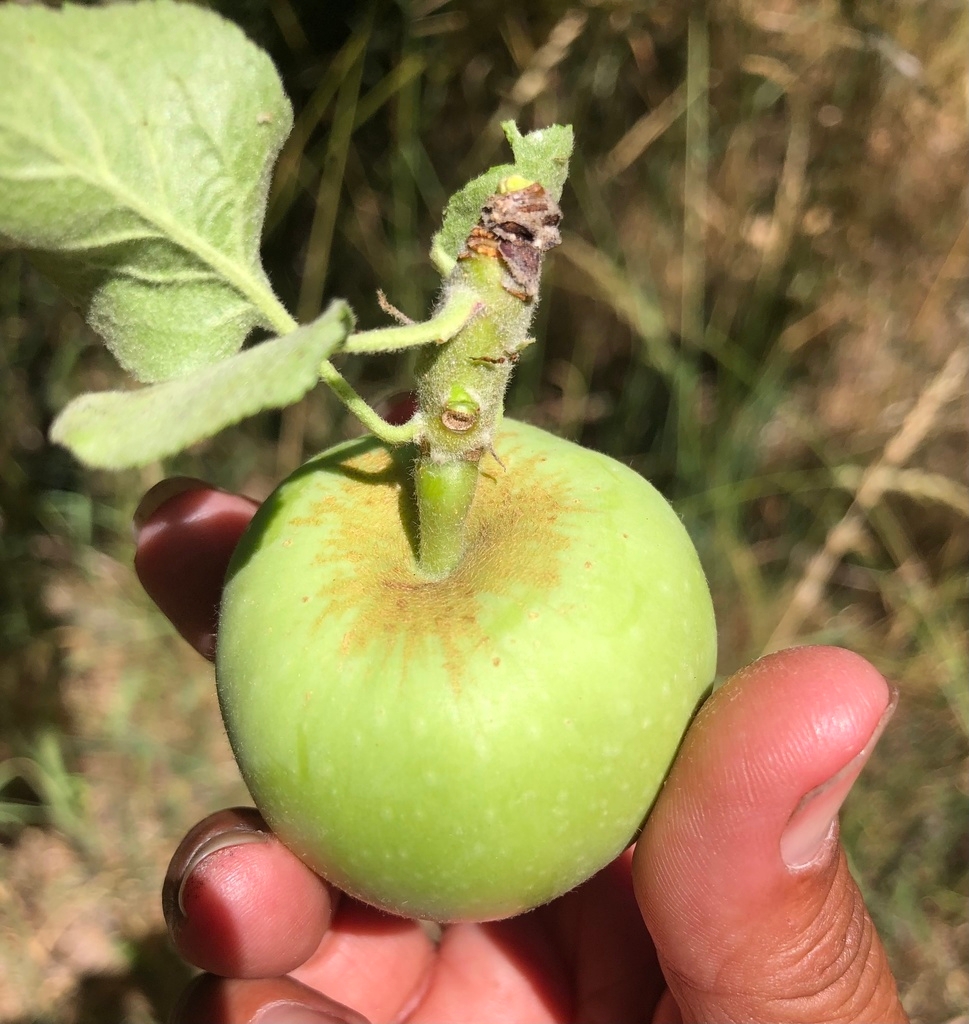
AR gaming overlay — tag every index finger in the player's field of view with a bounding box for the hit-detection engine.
[134,478,258,658]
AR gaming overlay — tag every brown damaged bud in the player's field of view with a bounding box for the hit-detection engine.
[462,182,563,301]
[441,386,480,433]
[441,406,477,432]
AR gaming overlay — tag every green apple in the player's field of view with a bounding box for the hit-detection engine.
[216,418,716,922]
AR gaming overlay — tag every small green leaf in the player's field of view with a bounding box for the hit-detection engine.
[51,302,353,469]
[430,122,573,274]
[0,1,294,382]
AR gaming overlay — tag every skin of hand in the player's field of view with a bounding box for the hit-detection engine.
[134,479,909,1024]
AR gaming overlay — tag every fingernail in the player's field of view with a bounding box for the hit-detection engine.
[254,1003,363,1024]
[133,477,209,535]
[780,686,898,870]
[177,829,271,917]
[163,808,272,926]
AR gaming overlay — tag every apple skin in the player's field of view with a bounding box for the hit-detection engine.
[216,419,716,922]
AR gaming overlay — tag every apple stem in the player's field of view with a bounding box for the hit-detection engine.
[407,180,562,579]
[413,458,481,579]
[310,179,562,581]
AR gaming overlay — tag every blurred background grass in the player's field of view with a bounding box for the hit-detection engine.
[1,0,966,1021]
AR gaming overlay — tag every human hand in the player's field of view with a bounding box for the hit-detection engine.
[135,478,908,1023]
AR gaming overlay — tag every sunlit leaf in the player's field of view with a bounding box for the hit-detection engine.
[51,302,353,468]
[0,1,293,382]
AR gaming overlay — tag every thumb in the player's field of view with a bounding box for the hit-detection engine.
[634,646,906,1023]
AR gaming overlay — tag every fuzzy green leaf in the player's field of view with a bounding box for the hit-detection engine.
[0,1,293,383]
[430,122,573,275]
[50,302,353,469]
